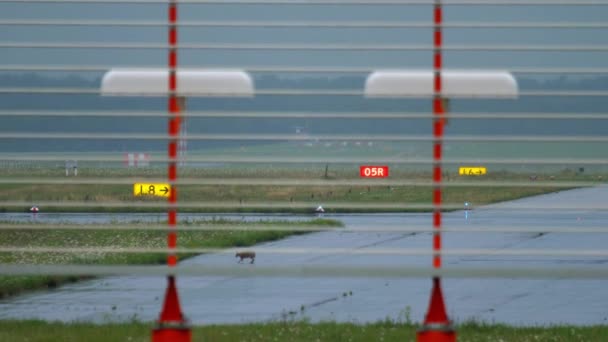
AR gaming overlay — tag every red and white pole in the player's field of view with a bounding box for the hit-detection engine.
[417,1,456,341]
[152,0,191,341]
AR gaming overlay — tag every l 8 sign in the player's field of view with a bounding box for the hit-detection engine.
[133,183,171,197]
[360,166,389,178]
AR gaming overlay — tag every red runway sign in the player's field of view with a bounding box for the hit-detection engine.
[359,166,389,178]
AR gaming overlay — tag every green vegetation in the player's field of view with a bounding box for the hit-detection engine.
[2,140,606,212]
[0,320,606,342]
[1,163,603,213]
[0,218,342,298]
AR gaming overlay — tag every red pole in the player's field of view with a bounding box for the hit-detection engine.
[418,1,456,341]
[152,0,191,340]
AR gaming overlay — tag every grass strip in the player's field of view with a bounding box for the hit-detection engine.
[0,218,342,298]
[0,320,606,342]
[1,167,595,213]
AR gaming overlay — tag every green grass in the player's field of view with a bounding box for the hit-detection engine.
[2,140,606,213]
[0,218,342,298]
[1,164,603,213]
[0,320,606,342]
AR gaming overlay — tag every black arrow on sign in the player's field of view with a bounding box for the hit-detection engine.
[160,186,169,195]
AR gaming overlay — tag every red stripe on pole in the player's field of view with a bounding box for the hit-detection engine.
[433,255,441,269]
[434,52,442,70]
[169,71,177,91]
[168,162,177,181]
[433,97,444,114]
[169,27,177,46]
[168,254,177,267]
[433,233,441,250]
[169,96,179,113]
[168,210,177,226]
[433,143,442,161]
[434,6,442,24]
[168,232,177,248]
[433,211,441,227]
[433,166,442,182]
[169,186,177,203]
[433,188,441,205]
[434,73,441,93]
[169,50,177,69]
[434,120,444,137]
[434,30,442,47]
[169,118,179,135]
[169,4,177,22]
[169,141,178,159]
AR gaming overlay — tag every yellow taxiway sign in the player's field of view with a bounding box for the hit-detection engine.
[459,167,487,176]
[133,183,171,197]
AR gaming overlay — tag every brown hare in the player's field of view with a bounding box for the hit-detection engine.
[235,251,255,264]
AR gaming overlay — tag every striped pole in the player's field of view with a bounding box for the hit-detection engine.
[418,1,456,341]
[152,0,191,341]
[167,0,179,269]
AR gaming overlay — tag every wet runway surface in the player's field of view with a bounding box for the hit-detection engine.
[1,187,607,326]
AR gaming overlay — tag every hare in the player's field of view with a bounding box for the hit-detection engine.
[235,251,255,264]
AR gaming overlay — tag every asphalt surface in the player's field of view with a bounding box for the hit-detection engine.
[1,187,607,326]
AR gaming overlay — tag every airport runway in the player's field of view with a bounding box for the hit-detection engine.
[1,187,607,326]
